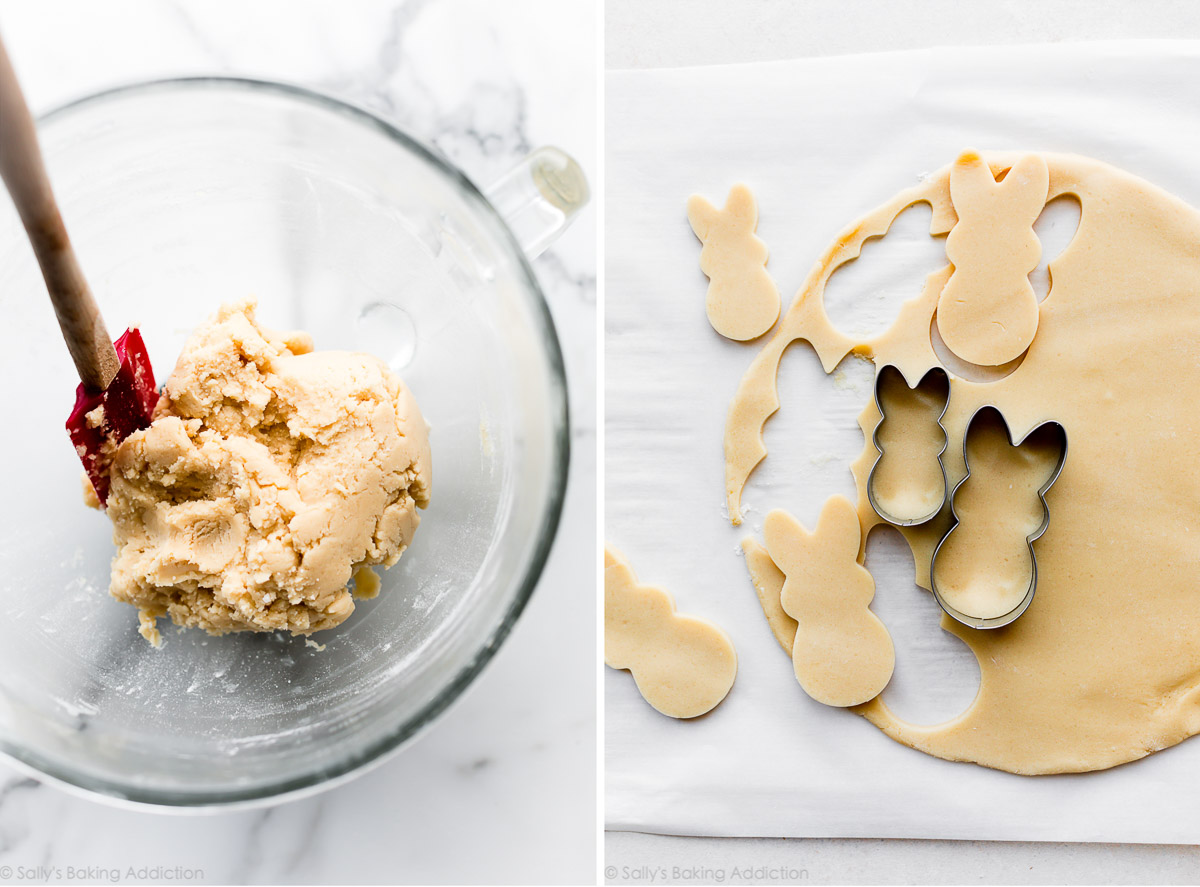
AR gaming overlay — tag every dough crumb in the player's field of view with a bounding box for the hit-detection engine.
[352,566,382,600]
[102,300,431,641]
[81,473,101,510]
[138,611,163,648]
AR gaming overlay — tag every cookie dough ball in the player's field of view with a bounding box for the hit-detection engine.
[105,300,431,644]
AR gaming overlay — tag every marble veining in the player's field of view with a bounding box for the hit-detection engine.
[0,0,596,883]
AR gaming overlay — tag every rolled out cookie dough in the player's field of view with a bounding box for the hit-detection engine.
[741,537,795,654]
[103,300,431,644]
[605,546,737,719]
[728,151,1200,774]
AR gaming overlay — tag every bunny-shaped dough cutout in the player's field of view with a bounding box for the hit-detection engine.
[763,497,894,707]
[868,365,950,526]
[688,184,781,341]
[604,546,737,719]
[936,151,1049,367]
[931,407,1067,625]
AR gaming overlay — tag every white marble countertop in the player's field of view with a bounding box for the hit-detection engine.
[0,1,596,884]
[605,1,1200,883]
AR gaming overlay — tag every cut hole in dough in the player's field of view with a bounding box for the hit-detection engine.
[823,201,947,341]
[866,525,980,726]
[1030,193,1082,303]
[930,312,1025,383]
[750,344,869,528]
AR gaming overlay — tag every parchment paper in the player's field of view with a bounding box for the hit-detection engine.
[605,40,1200,843]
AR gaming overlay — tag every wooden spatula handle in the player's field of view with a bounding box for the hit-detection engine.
[0,33,117,392]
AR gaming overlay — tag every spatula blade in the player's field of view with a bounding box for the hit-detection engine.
[66,327,158,505]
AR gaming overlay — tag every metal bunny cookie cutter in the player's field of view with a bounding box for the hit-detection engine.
[866,364,951,527]
[929,405,1068,630]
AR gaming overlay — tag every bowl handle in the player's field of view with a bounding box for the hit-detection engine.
[484,146,589,260]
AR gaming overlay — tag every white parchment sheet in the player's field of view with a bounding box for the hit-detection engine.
[605,41,1200,843]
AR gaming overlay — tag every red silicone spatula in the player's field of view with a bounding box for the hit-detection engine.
[0,33,157,504]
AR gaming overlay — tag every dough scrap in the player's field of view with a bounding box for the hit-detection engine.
[725,150,1200,774]
[104,300,431,643]
[936,150,1049,367]
[687,184,780,341]
[741,537,795,655]
[764,497,895,707]
[605,546,737,719]
[931,407,1066,623]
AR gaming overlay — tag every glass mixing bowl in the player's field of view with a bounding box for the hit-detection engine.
[0,78,587,806]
